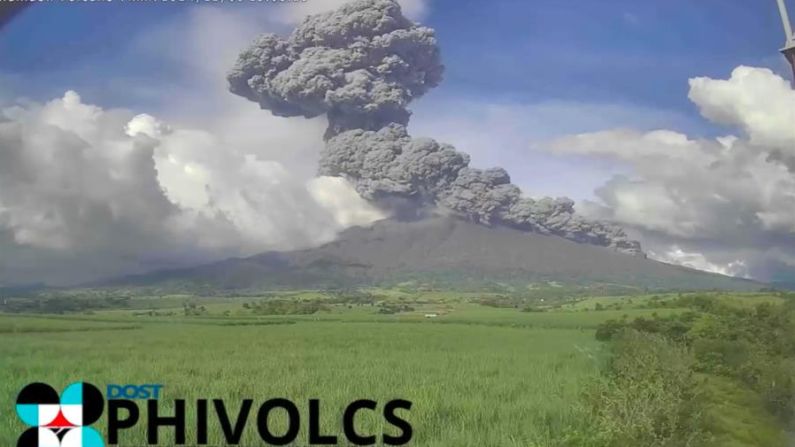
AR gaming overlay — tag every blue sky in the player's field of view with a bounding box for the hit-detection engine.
[2,0,788,106]
[430,0,788,108]
[0,0,791,199]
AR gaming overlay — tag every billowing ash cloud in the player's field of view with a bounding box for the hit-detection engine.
[227,0,443,139]
[228,0,643,255]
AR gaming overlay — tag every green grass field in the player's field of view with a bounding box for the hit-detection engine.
[1,291,792,446]
[0,315,603,446]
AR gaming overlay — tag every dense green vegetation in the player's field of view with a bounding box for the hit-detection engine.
[589,295,795,446]
[572,330,706,446]
[0,291,792,446]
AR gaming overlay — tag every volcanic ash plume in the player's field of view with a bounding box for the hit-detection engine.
[227,0,442,139]
[228,0,643,255]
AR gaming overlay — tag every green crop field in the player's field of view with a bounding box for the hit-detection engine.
[1,291,793,446]
[0,314,603,447]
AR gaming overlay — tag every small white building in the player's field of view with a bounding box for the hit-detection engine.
[424,313,439,318]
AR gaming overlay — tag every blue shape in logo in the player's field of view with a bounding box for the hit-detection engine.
[16,404,38,426]
[60,383,83,406]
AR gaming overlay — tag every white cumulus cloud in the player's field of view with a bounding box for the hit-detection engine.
[0,92,382,285]
[547,66,795,283]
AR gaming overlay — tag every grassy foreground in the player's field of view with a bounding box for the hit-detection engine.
[1,291,792,446]
[0,317,602,446]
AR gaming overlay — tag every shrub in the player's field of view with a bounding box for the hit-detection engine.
[585,330,705,447]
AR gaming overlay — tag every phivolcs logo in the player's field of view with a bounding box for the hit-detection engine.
[16,382,105,447]
[15,382,413,446]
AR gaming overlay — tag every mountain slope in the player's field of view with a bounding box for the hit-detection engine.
[108,217,759,292]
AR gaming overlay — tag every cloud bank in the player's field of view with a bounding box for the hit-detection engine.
[0,92,382,286]
[548,66,795,282]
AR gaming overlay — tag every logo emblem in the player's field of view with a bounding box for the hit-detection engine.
[16,382,105,447]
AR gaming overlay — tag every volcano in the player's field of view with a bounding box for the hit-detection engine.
[108,217,759,293]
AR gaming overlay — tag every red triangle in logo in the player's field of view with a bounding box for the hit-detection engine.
[46,409,75,428]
